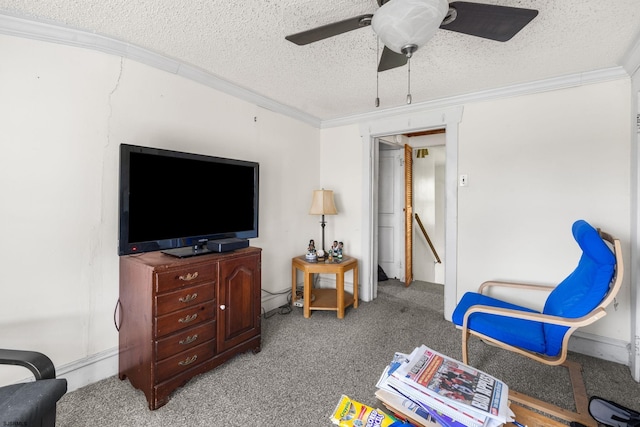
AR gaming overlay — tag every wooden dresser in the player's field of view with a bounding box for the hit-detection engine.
[118,246,261,410]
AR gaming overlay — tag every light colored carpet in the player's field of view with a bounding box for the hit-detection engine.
[56,279,640,426]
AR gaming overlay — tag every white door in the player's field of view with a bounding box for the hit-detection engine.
[378,145,404,281]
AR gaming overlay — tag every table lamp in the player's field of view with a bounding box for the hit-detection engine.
[309,189,337,252]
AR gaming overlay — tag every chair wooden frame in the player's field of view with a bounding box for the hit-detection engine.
[459,229,623,427]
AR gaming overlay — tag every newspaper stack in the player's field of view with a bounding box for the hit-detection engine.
[376,345,514,427]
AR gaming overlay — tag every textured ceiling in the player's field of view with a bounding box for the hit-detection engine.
[1,0,640,122]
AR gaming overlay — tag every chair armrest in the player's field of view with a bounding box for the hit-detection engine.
[462,305,607,329]
[0,349,57,380]
[478,280,556,294]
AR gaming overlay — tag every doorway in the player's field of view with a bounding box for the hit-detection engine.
[377,135,446,286]
[358,106,463,321]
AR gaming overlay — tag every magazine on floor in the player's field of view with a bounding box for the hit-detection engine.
[375,388,462,427]
[377,349,488,427]
[376,352,410,392]
[378,345,512,427]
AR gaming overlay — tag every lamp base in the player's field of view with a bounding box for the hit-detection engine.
[320,215,327,253]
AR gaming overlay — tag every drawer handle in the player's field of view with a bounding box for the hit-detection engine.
[178,313,198,323]
[178,272,199,281]
[220,304,226,311]
[178,355,198,366]
[178,293,198,303]
[179,334,199,345]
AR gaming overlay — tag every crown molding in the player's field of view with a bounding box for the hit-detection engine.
[0,13,322,128]
[622,31,640,78]
[0,13,631,131]
[321,66,629,129]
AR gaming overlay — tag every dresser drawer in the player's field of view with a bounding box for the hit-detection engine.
[155,340,215,383]
[155,320,216,361]
[156,282,215,315]
[155,301,216,337]
[155,263,217,293]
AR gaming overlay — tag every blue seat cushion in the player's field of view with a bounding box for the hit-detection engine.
[452,292,546,354]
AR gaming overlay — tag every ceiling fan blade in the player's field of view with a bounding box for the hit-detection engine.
[378,46,407,72]
[440,1,538,42]
[285,14,373,45]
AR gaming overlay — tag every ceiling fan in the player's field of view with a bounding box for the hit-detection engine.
[285,0,538,72]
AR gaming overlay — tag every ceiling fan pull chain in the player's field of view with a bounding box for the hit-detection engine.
[406,56,412,104]
[375,37,380,108]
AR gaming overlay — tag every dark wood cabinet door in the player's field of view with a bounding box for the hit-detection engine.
[218,253,261,352]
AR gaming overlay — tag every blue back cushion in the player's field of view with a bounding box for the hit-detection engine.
[542,220,615,355]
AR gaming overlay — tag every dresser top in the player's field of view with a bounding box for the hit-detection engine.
[121,246,261,270]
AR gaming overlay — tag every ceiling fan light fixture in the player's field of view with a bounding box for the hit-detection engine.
[401,44,418,58]
[372,0,449,55]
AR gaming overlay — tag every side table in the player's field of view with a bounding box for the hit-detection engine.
[291,255,358,319]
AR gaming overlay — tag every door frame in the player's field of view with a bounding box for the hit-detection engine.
[359,106,463,320]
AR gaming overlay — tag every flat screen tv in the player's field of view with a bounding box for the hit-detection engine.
[118,144,259,257]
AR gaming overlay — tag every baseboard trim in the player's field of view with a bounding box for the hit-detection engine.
[261,292,290,314]
[315,277,355,294]
[568,331,630,366]
[57,347,119,392]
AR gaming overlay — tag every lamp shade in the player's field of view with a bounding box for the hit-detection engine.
[372,0,449,55]
[309,190,338,215]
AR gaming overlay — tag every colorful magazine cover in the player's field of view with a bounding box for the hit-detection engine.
[377,351,482,427]
[389,345,510,426]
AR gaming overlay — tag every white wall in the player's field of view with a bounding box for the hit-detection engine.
[320,78,633,362]
[0,34,320,386]
[410,137,446,284]
[457,80,631,342]
[314,125,364,292]
[319,125,363,251]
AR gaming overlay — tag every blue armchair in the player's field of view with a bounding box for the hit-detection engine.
[0,349,67,427]
[452,219,623,366]
[451,220,623,426]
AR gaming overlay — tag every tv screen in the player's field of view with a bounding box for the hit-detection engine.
[118,144,259,257]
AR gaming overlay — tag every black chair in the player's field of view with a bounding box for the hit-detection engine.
[0,349,67,427]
